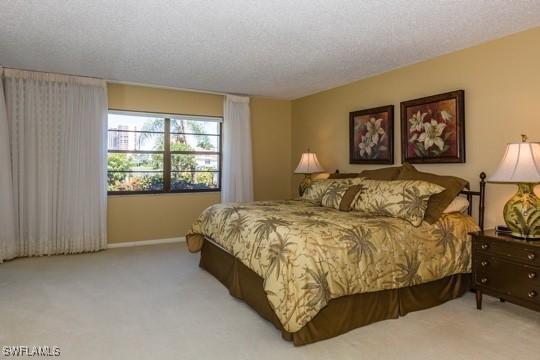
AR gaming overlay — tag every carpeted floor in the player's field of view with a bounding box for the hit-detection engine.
[1,242,539,360]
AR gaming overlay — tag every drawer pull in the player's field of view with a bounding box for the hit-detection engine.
[480,277,488,284]
[527,253,536,261]
[481,244,489,250]
[528,290,537,298]
[480,260,489,267]
[529,272,537,279]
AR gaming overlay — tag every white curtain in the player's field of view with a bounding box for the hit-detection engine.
[1,69,108,260]
[0,68,17,262]
[222,95,253,203]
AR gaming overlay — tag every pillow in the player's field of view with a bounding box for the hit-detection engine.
[397,163,469,224]
[327,166,402,180]
[443,196,470,213]
[327,173,362,179]
[359,166,402,180]
[350,179,445,226]
[321,181,366,210]
[302,178,364,205]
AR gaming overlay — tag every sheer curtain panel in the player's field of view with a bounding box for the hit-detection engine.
[221,95,253,203]
[2,69,108,259]
[0,68,17,262]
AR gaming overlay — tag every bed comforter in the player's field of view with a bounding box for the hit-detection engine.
[187,200,479,333]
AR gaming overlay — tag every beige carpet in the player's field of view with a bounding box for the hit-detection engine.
[1,243,539,360]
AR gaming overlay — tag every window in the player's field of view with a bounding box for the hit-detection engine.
[107,110,222,194]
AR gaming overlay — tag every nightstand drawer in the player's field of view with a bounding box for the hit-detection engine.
[471,230,540,312]
[474,256,540,304]
[475,238,539,265]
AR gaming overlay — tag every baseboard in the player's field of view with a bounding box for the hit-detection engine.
[107,237,185,249]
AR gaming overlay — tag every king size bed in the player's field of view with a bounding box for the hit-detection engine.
[186,165,486,345]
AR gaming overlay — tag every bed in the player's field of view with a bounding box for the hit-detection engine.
[186,171,486,345]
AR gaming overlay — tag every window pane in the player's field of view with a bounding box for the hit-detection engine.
[171,172,219,191]
[107,111,220,194]
[108,113,164,151]
[171,154,219,171]
[170,118,220,135]
[108,113,165,132]
[108,131,164,151]
[108,153,163,172]
[108,172,164,192]
[170,134,219,152]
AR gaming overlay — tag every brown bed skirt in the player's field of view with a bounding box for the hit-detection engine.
[199,239,471,346]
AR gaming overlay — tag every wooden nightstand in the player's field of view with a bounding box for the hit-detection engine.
[470,230,540,312]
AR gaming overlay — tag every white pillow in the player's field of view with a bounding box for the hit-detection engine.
[443,196,469,214]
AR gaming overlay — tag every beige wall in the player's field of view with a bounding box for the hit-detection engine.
[291,27,540,229]
[107,84,292,243]
[108,83,224,116]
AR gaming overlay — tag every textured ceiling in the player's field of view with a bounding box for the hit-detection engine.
[1,1,540,99]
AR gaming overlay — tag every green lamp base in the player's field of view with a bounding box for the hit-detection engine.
[503,183,540,240]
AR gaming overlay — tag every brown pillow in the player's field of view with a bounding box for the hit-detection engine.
[359,166,402,180]
[397,163,469,224]
[338,184,366,211]
[327,166,402,180]
[327,173,362,179]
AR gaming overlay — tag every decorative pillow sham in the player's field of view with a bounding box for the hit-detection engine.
[321,181,366,210]
[303,178,364,205]
[397,163,469,224]
[443,196,470,214]
[350,179,445,226]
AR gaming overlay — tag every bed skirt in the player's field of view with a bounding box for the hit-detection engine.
[199,238,470,346]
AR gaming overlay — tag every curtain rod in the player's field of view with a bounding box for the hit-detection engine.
[1,65,242,98]
[1,65,105,81]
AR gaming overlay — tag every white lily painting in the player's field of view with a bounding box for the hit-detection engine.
[406,102,457,158]
[350,106,393,164]
[402,91,464,163]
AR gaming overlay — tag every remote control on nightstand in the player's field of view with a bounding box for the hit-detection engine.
[495,225,512,234]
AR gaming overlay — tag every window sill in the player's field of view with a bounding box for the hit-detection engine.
[107,189,221,197]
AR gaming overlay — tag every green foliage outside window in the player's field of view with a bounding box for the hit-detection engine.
[107,153,134,186]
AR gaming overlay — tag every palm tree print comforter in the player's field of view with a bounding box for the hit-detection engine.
[187,200,479,333]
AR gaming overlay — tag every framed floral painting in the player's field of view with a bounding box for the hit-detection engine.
[400,90,465,163]
[349,105,394,164]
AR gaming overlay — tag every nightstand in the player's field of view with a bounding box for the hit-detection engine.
[470,230,540,312]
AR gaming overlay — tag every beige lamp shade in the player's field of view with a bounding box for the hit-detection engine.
[294,151,324,174]
[488,141,540,183]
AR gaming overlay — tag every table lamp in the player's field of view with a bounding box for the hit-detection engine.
[488,135,540,239]
[294,149,324,196]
